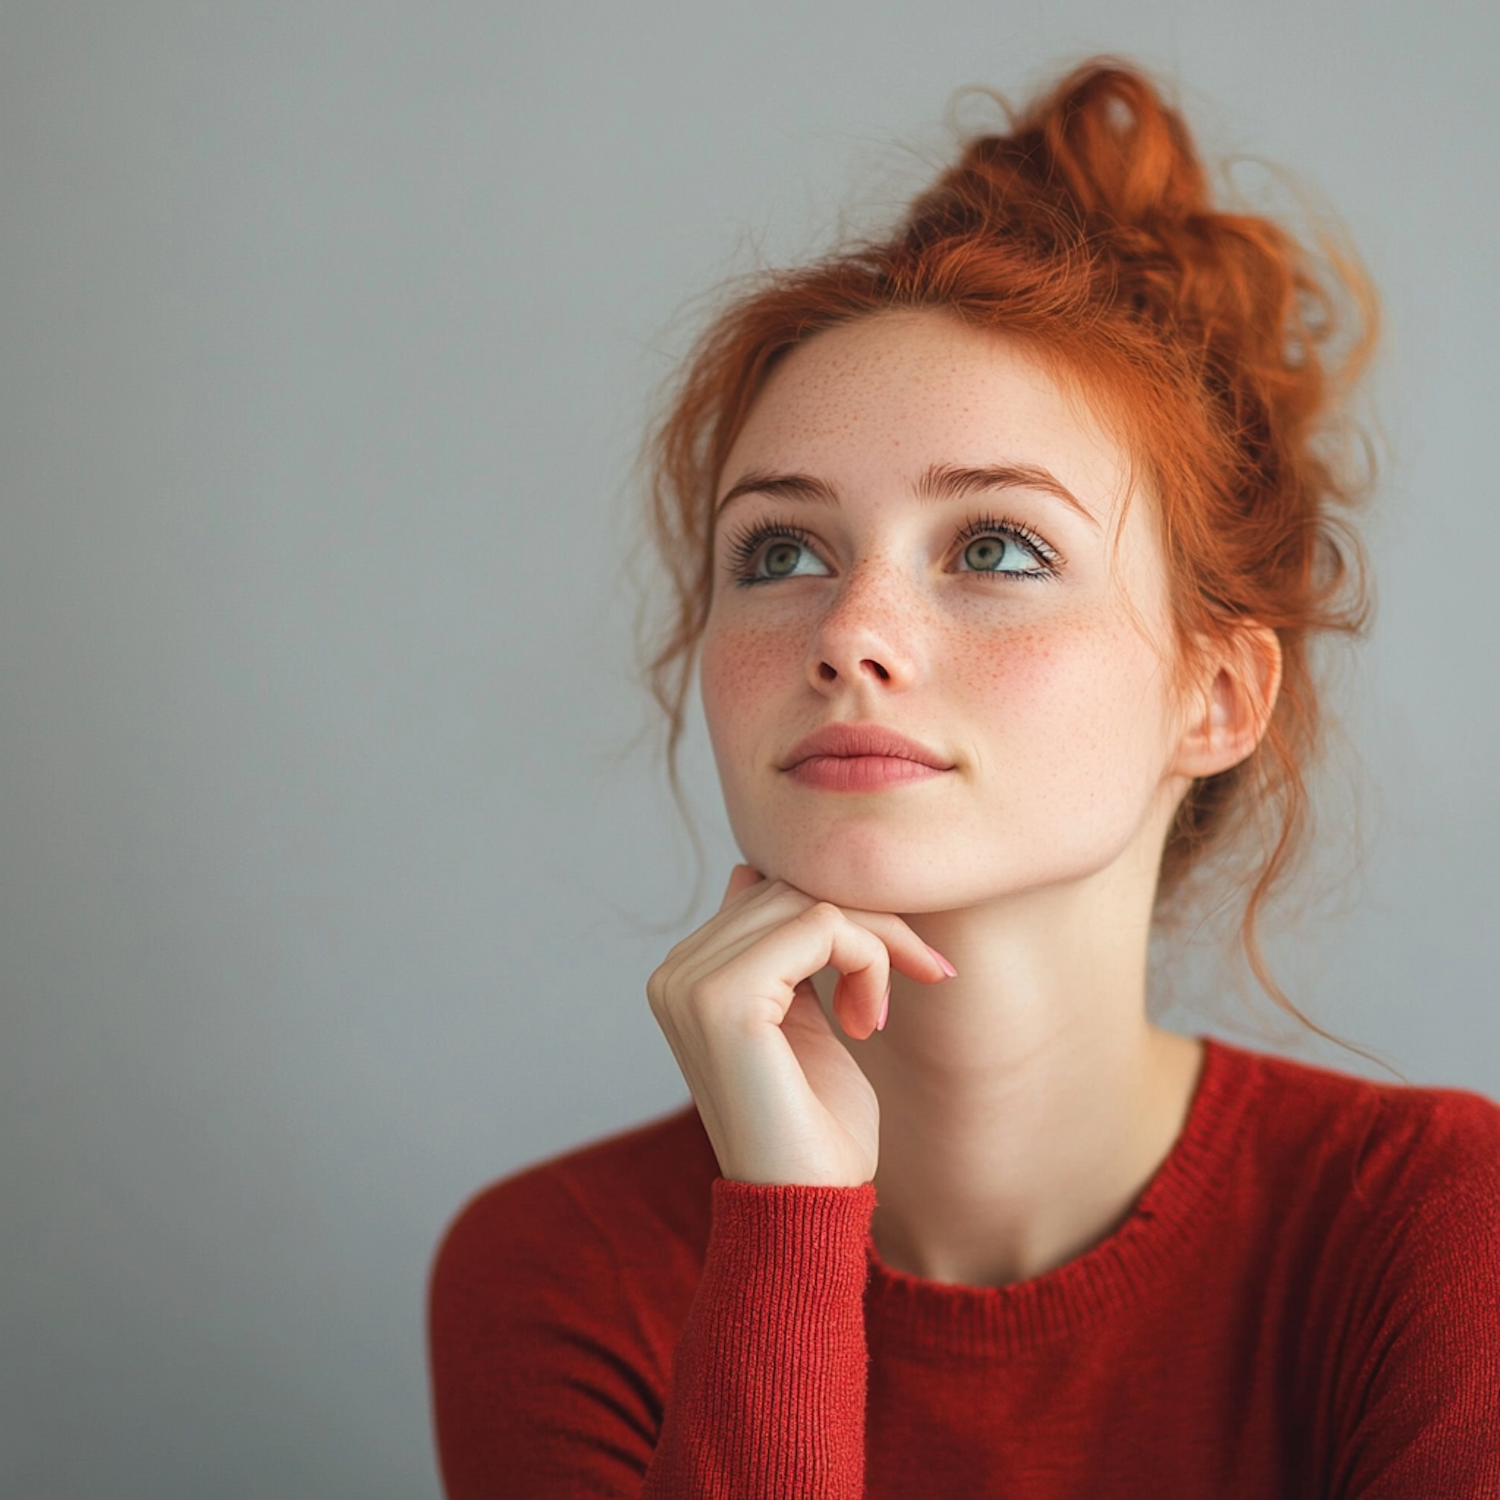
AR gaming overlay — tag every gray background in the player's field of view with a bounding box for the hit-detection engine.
[2,2,1495,1495]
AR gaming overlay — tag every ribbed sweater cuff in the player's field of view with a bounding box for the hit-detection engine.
[643,1179,874,1500]
[708,1177,877,1293]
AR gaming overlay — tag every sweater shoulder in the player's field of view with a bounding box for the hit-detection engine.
[1232,1043,1500,1211]
[432,1104,718,1291]
[1214,1049,1500,1484]
[428,1110,719,1493]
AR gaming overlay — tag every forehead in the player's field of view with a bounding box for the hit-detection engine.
[719,310,1136,525]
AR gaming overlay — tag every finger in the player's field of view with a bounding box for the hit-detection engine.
[718,863,766,913]
[831,907,956,984]
[659,879,810,995]
[701,898,890,1039]
[681,888,946,1013]
[683,893,953,1021]
[709,878,953,986]
[786,904,889,1042]
[829,971,886,1041]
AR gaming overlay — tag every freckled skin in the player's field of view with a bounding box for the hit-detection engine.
[700,310,1194,916]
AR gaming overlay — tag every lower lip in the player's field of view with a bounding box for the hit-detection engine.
[787,755,949,792]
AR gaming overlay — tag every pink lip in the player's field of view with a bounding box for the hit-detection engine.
[781,723,954,793]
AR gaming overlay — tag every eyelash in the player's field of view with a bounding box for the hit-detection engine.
[953,514,1062,579]
[724,521,820,585]
[722,514,1063,585]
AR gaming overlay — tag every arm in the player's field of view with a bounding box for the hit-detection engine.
[643,1180,874,1500]
[636,868,947,1492]
[429,1167,666,1499]
[1330,1099,1500,1499]
[430,868,949,1498]
[427,1162,874,1499]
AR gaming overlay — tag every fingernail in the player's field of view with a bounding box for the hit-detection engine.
[925,944,958,978]
[876,984,891,1031]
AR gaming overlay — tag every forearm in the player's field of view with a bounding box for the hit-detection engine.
[643,1179,874,1500]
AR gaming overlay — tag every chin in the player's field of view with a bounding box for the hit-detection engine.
[743,830,985,915]
[737,808,1156,918]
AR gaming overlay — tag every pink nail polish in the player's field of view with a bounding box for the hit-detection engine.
[876,984,891,1031]
[926,944,958,978]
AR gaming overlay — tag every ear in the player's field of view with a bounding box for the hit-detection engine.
[1172,624,1282,780]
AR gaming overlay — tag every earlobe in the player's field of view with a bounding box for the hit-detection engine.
[1173,626,1282,780]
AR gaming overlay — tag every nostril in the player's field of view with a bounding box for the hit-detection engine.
[864,659,890,682]
[818,661,837,682]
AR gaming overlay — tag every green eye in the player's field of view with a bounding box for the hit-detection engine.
[762,541,804,577]
[963,536,1007,571]
[726,523,829,585]
[960,531,1047,575]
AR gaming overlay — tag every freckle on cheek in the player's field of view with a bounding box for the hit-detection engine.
[953,629,1050,693]
[702,628,788,706]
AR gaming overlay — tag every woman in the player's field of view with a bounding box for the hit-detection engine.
[429,61,1500,1497]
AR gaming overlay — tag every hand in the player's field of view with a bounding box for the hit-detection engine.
[646,866,953,1187]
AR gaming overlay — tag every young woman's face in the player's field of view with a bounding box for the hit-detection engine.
[700,310,1197,915]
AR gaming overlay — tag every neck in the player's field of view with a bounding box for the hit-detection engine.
[847,864,1203,1288]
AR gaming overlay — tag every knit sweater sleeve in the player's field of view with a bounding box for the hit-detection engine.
[428,1162,874,1499]
[643,1180,874,1499]
[1328,1092,1500,1499]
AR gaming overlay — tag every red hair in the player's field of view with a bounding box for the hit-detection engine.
[643,59,1376,1012]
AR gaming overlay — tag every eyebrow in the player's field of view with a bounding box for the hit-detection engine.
[915,463,1100,530]
[715,461,1100,530]
[715,471,840,514]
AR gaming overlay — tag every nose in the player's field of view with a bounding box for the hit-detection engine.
[805,561,922,695]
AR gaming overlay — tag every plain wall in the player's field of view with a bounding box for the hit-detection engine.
[2,3,1495,1495]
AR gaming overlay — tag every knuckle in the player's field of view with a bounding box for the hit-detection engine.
[802,900,843,929]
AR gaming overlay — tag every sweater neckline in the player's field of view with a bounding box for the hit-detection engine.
[862,1036,1262,1358]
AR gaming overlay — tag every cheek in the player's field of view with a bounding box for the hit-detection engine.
[947,615,1095,724]
[699,617,798,747]
[950,618,1054,697]
[950,613,1176,788]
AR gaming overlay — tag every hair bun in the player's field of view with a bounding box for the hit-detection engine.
[1017,62,1210,231]
[934,60,1368,442]
[918,63,1233,338]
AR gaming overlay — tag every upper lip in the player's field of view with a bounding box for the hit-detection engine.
[780,723,954,770]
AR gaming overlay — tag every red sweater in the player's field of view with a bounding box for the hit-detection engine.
[428,1040,1500,1497]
